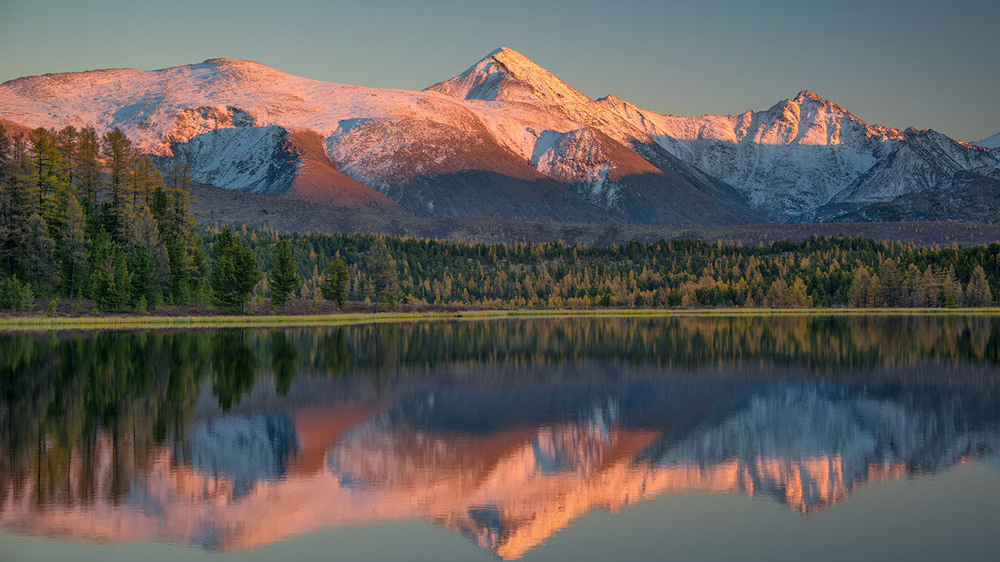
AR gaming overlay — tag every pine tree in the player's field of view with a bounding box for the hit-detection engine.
[91,236,132,312]
[211,229,261,314]
[22,212,57,290]
[128,244,156,307]
[321,259,349,308]
[368,237,398,313]
[268,240,299,310]
[2,134,35,275]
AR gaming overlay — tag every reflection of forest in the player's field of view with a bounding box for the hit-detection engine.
[1,316,1000,557]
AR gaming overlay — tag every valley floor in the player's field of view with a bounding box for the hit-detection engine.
[191,185,1000,248]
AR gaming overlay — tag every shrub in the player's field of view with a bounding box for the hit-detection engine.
[0,277,34,311]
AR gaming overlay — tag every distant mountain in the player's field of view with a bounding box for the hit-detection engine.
[802,129,1000,222]
[602,91,1000,221]
[974,131,1000,149]
[1,49,998,226]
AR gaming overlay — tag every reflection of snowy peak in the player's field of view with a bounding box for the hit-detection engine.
[184,414,298,497]
[659,386,1000,512]
[4,380,1000,558]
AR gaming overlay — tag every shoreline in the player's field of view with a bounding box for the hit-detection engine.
[2,307,999,332]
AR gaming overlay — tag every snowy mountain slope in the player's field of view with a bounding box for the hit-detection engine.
[158,125,401,210]
[973,131,1000,149]
[427,48,763,224]
[803,129,1000,221]
[0,54,761,225]
[2,49,996,225]
[600,91,907,218]
[326,115,613,221]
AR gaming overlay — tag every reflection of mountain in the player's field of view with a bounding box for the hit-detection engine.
[3,378,999,559]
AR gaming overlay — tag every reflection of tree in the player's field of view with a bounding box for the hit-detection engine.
[324,328,350,374]
[0,331,212,511]
[270,330,300,396]
[211,329,261,412]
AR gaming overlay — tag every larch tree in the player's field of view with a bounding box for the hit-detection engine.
[76,127,102,213]
[60,192,88,296]
[966,265,993,307]
[101,127,133,242]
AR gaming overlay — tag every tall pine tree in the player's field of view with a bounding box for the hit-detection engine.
[211,228,261,314]
[321,259,349,309]
[268,240,299,310]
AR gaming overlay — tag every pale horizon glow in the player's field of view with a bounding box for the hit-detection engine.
[1,0,998,142]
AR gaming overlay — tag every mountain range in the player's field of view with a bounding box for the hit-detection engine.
[2,48,998,225]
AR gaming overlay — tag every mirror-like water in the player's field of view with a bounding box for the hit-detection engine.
[2,315,999,560]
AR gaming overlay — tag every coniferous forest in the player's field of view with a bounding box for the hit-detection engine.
[1,124,998,315]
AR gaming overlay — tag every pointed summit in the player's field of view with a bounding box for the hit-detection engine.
[426,47,592,107]
[793,90,825,103]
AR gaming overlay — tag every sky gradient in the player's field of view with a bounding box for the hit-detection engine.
[1,0,998,142]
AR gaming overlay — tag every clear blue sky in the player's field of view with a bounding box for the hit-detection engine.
[2,0,998,141]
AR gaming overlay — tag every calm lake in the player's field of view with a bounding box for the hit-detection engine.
[2,315,999,561]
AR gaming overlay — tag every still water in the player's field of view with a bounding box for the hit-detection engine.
[1,315,999,561]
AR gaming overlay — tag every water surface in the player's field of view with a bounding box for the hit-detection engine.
[2,315,999,560]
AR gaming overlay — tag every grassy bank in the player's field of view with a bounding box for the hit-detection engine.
[2,307,1000,332]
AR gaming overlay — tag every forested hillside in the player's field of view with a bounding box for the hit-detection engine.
[1,125,998,315]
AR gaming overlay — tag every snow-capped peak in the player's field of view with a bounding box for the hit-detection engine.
[425,47,592,108]
[793,90,825,103]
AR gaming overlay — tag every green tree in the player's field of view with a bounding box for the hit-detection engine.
[91,237,132,312]
[368,237,398,313]
[321,258,349,308]
[128,244,156,307]
[210,228,261,314]
[22,212,57,290]
[0,276,34,311]
[268,240,299,310]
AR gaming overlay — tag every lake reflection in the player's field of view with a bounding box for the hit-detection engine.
[1,316,999,559]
